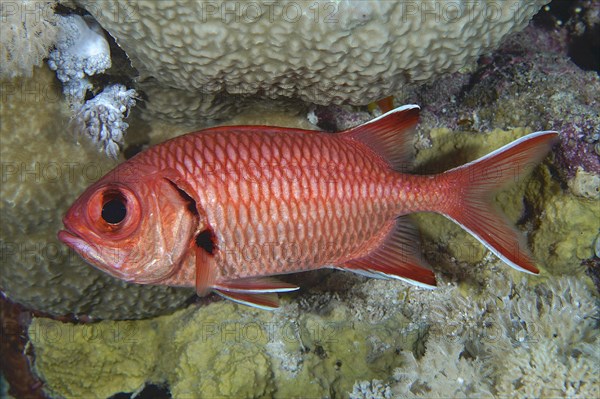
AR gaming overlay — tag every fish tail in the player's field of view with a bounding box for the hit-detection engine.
[439,131,558,274]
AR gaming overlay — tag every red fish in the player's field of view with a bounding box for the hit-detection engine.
[58,105,558,309]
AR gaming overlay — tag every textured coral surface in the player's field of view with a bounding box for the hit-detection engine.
[71,0,548,122]
[0,0,59,79]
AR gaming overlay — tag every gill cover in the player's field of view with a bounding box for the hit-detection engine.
[60,170,200,284]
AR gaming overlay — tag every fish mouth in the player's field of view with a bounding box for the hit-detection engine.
[58,228,132,280]
[58,228,87,253]
[58,211,99,261]
[58,229,113,273]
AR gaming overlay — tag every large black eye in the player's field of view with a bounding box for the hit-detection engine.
[102,193,127,224]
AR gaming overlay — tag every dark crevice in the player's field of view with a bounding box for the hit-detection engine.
[107,384,171,399]
[534,0,600,73]
[195,229,216,255]
[164,178,198,216]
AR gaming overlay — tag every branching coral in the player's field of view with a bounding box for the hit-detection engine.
[391,339,492,398]
[72,84,137,158]
[383,276,599,398]
[0,0,59,78]
[349,380,393,399]
[481,277,599,398]
[47,13,137,158]
[47,14,111,107]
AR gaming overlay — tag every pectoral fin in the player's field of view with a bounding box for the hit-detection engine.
[214,276,299,293]
[214,290,281,310]
[212,277,299,310]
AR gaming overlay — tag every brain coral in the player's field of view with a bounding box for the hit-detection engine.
[72,0,549,121]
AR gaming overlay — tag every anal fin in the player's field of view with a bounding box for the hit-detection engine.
[341,216,436,288]
[214,290,280,310]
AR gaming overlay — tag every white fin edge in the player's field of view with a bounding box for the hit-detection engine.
[214,290,279,311]
[328,266,437,289]
[214,285,300,294]
[442,215,537,274]
[358,104,421,128]
[447,130,559,172]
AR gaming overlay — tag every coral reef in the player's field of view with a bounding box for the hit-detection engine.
[68,0,548,122]
[387,276,599,398]
[0,0,59,79]
[27,275,598,398]
[0,67,193,319]
[2,4,598,397]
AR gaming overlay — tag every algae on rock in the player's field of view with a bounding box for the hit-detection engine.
[30,299,418,398]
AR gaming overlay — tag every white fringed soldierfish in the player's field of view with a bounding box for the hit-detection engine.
[59,105,558,309]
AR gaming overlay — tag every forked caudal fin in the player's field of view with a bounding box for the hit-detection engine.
[440,131,559,274]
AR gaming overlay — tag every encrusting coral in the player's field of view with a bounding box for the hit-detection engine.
[28,297,415,398]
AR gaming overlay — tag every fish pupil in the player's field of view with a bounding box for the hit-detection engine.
[102,197,127,224]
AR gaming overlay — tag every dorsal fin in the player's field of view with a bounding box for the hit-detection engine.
[340,216,437,288]
[341,104,420,172]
